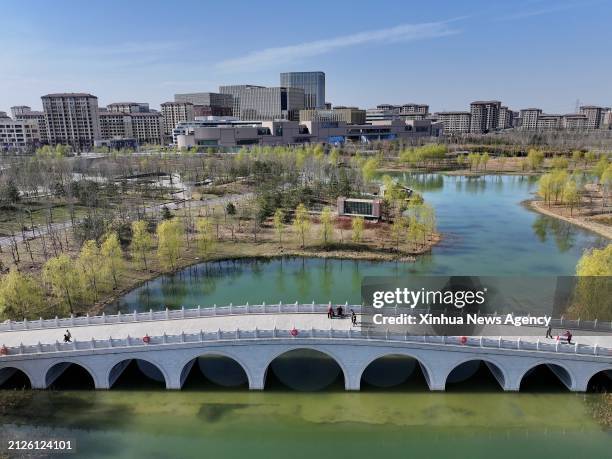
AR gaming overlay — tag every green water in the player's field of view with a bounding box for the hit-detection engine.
[3,174,611,458]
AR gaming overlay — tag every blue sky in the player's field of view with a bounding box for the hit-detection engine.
[1,0,610,113]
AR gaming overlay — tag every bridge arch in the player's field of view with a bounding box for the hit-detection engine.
[177,350,252,389]
[443,358,507,391]
[44,360,96,389]
[358,351,434,390]
[263,346,348,391]
[519,361,575,391]
[585,367,612,392]
[0,366,33,389]
[107,356,169,389]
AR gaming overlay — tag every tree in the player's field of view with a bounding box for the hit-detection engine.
[538,173,553,206]
[570,244,612,321]
[562,180,580,215]
[78,240,103,302]
[352,216,364,243]
[131,220,153,270]
[551,156,569,170]
[43,254,82,313]
[601,164,612,208]
[361,158,379,182]
[195,217,215,256]
[480,152,490,171]
[0,269,44,320]
[157,219,184,270]
[293,203,311,248]
[390,216,407,252]
[527,149,544,170]
[320,206,333,246]
[273,208,285,246]
[101,232,123,290]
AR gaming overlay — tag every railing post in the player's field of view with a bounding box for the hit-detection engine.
[200,330,204,341]
[574,342,578,354]
[246,302,250,314]
[91,338,95,349]
[181,306,185,319]
[127,335,131,346]
[108,336,113,348]
[594,319,598,330]
[197,305,201,317]
[385,328,389,340]
[163,333,167,344]
[117,311,121,323]
[236,328,240,339]
[479,336,483,347]
[181,332,185,343]
[517,338,521,349]
[24,318,28,330]
[594,344,598,355]
[55,340,60,351]
[165,308,169,320]
[39,317,43,328]
[230,303,233,314]
[273,327,277,338]
[150,309,153,320]
[37,342,42,353]
[70,314,75,326]
[55,316,59,327]
[86,314,90,325]
[536,339,540,351]
[255,327,259,338]
[555,340,559,352]
[498,337,502,348]
[217,329,221,340]
[213,304,217,315]
[134,310,138,322]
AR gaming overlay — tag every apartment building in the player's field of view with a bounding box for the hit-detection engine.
[219,85,305,121]
[280,72,325,109]
[160,102,195,138]
[11,106,48,143]
[299,107,366,124]
[562,114,588,130]
[0,112,41,151]
[107,102,150,114]
[99,112,133,139]
[536,114,562,130]
[579,105,605,130]
[41,93,100,150]
[436,111,471,134]
[469,101,501,133]
[519,108,542,130]
[498,106,514,129]
[130,112,164,144]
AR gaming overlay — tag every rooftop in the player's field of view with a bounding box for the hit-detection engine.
[42,93,97,98]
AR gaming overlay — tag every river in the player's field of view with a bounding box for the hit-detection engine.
[1,174,610,458]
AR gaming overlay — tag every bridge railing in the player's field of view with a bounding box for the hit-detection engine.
[2,327,611,359]
[2,304,612,332]
[0,303,355,332]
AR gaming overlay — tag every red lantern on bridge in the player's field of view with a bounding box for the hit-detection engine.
[460,336,468,345]
[0,345,8,356]
[142,335,151,344]
[290,328,299,337]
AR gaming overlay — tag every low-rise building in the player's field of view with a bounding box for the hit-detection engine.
[519,108,542,130]
[536,114,562,130]
[175,118,442,149]
[11,107,48,143]
[337,197,382,219]
[299,107,366,124]
[562,114,588,130]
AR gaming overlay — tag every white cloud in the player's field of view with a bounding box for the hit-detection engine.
[215,21,459,73]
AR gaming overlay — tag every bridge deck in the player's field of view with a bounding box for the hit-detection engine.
[2,310,611,350]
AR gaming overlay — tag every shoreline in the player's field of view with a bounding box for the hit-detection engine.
[92,236,440,314]
[525,199,612,240]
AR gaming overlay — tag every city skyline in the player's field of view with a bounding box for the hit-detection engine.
[1,0,610,113]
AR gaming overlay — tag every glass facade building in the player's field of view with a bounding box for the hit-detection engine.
[280,72,325,109]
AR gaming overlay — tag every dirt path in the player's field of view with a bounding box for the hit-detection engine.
[527,200,612,240]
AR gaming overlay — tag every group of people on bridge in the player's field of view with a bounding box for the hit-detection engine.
[327,305,357,326]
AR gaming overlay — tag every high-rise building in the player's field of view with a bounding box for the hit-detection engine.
[219,85,305,121]
[436,112,472,134]
[579,105,605,130]
[519,108,542,130]
[174,92,233,117]
[130,112,164,145]
[469,101,501,133]
[99,112,133,139]
[498,106,514,129]
[41,93,100,150]
[280,72,325,109]
[160,102,195,138]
